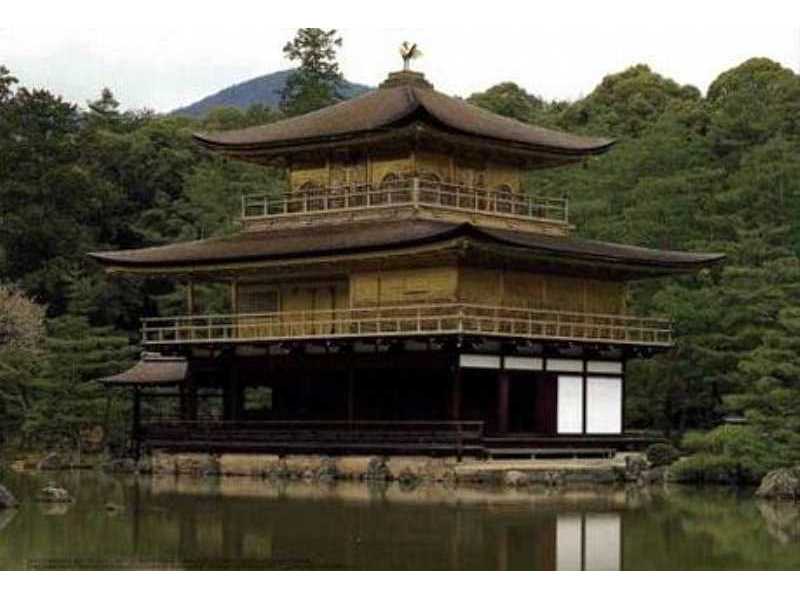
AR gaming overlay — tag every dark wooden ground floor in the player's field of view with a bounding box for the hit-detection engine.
[120,347,659,458]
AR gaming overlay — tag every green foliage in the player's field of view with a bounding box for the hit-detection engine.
[669,453,762,485]
[0,65,286,452]
[470,58,800,470]
[646,443,680,467]
[1,51,800,469]
[676,425,787,484]
[468,83,543,122]
[280,29,344,116]
[559,64,702,138]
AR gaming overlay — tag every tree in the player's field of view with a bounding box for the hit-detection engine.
[0,285,45,353]
[468,82,544,122]
[280,28,344,116]
[707,58,800,162]
[0,285,45,444]
[17,313,138,450]
[559,64,702,138]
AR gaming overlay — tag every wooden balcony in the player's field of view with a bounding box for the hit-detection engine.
[138,420,486,457]
[141,303,673,348]
[241,178,570,230]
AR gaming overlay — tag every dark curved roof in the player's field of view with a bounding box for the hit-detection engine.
[90,219,724,276]
[194,72,613,160]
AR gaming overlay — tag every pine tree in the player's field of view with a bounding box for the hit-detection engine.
[280,29,344,116]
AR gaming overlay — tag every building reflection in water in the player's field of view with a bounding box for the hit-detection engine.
[556,514,622,571]
[134,479,624,570]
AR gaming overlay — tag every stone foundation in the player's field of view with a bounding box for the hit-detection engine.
[142,452,654,487]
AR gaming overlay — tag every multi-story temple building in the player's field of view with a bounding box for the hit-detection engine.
[95,66,723,457]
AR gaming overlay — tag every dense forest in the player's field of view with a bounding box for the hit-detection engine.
[1,30,799,478]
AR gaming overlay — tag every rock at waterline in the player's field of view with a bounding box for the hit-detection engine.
[37,452,65,471]
[365,456,391,481]
[0,484,18,509]
[36,484,74,504]
[102,458,137,474]
[756,467,800,500]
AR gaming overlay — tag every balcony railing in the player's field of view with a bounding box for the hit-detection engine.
[141,303,672,347]
[242,178,569,226]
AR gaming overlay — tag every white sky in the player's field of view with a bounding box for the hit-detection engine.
[3,1,800,112]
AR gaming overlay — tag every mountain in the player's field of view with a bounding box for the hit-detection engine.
[172,69,372,118]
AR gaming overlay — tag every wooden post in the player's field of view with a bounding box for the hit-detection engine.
[497,371,510,435]
[450,366,462,421]
[451,364,464,461]
[230,279,239,313]
[132,387,142,459]
[179,380,198,422]
[224,363,240,421]
[186,281,195,315]
[347,356,355,423]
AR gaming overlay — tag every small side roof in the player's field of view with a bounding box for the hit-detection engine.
[100,354,188,387]
[193,71,614,165]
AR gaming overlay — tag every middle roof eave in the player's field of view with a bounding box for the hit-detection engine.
[89,219,725,276]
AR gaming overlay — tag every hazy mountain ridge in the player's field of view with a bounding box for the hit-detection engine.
[172,69,372,117]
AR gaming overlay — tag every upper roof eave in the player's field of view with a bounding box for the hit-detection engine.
[192,82,614,160]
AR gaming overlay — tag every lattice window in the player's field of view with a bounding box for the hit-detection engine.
[238,284,279,314]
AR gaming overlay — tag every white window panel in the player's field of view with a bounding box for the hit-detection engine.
[586,361,623,374]
[503,356,543,371]
[557,375,584,434]
[586,377,623,434]
[547,359,584,373]
[459,354,501,369]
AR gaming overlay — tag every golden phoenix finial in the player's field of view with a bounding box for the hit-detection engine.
[399,42,422,71]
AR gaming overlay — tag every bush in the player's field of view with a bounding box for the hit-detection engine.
[646,442,680,467]
[669,453,763,485]
[679,425,783,473]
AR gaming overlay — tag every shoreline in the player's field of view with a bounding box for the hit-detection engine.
[3,450,679,488]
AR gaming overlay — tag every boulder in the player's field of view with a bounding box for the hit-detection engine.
[624,455,649,482]
[37,452,64,471]
[316,456,339,482]
[503,470,529,487]
[365,456,391,481]
[267,459,290,480]
[637,466,668,486]
[136,455,153,474]
[0,484,18,509]
[756,467,800,500]
[174,453,220,477]
[36,483,73,503]
[397,467,422,488]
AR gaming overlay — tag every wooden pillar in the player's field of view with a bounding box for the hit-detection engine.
[179,381,198,422]
[450,367,463,421]
[186,281,195,315]
[224,363,241,421]
[230,279,239,313]
[497,371,510,435]
[347,357,355,423]
[132,387,142,459]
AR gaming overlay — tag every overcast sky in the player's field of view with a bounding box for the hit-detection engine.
[3,1,800,113]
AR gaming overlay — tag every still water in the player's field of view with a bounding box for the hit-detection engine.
[1,470,799,570]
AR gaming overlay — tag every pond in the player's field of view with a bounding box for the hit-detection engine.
[1,470,799,570]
